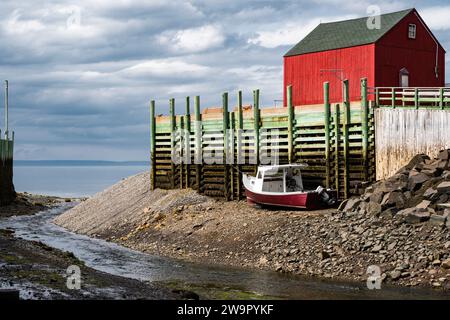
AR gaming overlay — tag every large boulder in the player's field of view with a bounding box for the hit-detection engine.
[381,191,406,209]
[436,181,450,193]
[408,173,429,191]
[438,149,450,161]
[397,208,430,224]
[401,154,430,172]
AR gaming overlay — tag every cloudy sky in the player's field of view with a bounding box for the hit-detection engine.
[1,0,449,161]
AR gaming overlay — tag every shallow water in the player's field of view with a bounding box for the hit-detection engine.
[1,205,449,300]
[14,164,148,197]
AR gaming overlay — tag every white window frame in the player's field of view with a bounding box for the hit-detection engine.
[408,24,416,39]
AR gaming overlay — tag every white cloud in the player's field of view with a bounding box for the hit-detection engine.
[158,25,225,53]
[421,6,450,31]
[248,15,354,48]
[119,59,211,78]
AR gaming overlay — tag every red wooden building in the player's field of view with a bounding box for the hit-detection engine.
[283,8,446,106]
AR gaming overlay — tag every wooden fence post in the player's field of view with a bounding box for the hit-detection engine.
[361,78,369,183]
[334,104,340,193]
[253,89,260,170]
[169,98,176,189]
[324,82,331,188]
[223,92,230,200]
[440,88,445,110]
[194,96,202,192]
[414,88,419,109]
[237,90,243,200]
[391,88,396,109]
[185,97,191,188]
[375,87,380,106]
[287,85,294,164]
[150,100,156,190]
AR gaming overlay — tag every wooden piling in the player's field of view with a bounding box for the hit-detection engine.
[287,85,294,164]
[391,88,396,109]
[223,92,230,200]
[185,97,191,188]
[361,78,369,182]
[324,82,331,188]
[230,111,235,200]
[194,96,202,192]
[179,115,184,189]
[414,88,419,109]
[150,100,156,190]
[343,80,350,199]
[237,91,243,199]
[253,89,260,169]
[169,98,176,189]
[334,103,340,192]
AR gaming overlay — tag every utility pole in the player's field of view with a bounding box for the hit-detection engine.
[4,80,8,139]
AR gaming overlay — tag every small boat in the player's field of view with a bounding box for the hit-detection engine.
[242,164,337,210]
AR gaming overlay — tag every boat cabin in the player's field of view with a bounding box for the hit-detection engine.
[252,164,307,193]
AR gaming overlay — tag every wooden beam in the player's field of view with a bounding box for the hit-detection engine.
[185,96,191,188]
[253,89,260,168]
[334,103,340,193]
[169,98,176,189]
[287,85,294,164]
[223,92,230,200]
[323,82,331,188]
[414,88,419,109]
[343,79,350,199]
[237,90,243,200]
[361,78,369,182]
[150,100,156,190]
[194,96,202,192]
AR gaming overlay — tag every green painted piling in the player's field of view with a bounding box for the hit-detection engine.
[150,100,156,190]
[179,115,184,189]
[169,98,176,189]
[230,111,235,200]
[223,92,230,200]
[334,103,340,192]
[194,96,202,192]
[237,91,243,199]
[253,89,260,168]
[185,97,191,188]
[324,82,331,188]
[287,85,294,164]
[343,80,350,199]
[361,78,369,182]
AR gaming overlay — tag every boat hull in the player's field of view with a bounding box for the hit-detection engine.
[244,188,323,210]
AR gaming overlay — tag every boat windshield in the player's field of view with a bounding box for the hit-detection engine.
[260,167,304,192]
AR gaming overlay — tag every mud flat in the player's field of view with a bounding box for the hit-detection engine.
[55,160,450,292]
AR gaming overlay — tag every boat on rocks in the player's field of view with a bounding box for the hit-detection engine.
[242,164,337,210]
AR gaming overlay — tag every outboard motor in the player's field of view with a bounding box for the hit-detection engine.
[316,186,337,206]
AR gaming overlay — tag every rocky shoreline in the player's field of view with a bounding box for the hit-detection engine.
[0,194,183,300]
[54,150,450,293]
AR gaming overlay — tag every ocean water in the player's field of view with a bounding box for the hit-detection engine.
[13,161,149,198]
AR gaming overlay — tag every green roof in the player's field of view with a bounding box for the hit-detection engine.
[284,9,414,57]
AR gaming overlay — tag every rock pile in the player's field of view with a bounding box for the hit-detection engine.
[343,149,450,230]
